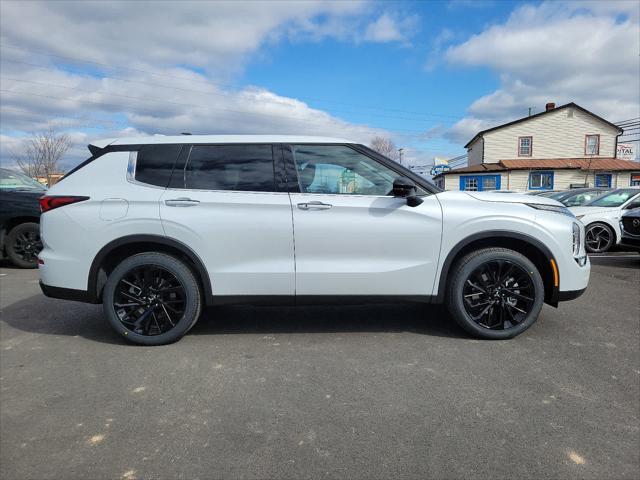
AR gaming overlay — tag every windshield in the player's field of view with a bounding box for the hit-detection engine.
[0,169,46,191]
[548,191,568,200]
[585,189,639,208]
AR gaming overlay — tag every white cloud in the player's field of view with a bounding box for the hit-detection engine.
[0,0,418,169]
[363,13,419,43]
[444,0,640,145]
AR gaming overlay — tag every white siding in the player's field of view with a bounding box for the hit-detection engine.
[481,107,619,162]
[467,138,483,165]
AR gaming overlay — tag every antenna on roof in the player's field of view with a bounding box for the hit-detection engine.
[181,132,192,135]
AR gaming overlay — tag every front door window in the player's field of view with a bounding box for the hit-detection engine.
[291,145,421,196]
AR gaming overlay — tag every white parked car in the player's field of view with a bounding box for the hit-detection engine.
[39,136,590,345]
[570,188,640,253]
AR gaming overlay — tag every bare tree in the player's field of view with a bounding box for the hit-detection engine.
[13,129,70,185]
[369,136,400,162]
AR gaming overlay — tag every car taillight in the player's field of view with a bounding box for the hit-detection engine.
[40,195,90,213]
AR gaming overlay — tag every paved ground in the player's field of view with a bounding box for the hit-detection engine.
[1,255,639,480]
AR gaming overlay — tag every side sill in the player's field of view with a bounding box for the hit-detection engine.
[558,287,587,302]
[210,295,435,306]
[40,281,99,304]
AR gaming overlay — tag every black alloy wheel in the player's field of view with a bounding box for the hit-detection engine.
[585,223,614,253]
[462,259,535,330]
[114,265,187,336]
[6,222,42,268]
[446,247,544,339]
[103,252,202,345]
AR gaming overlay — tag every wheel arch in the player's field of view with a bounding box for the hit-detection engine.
[88,235,213,305]
[435,230,559,307]
[4,216,40,232]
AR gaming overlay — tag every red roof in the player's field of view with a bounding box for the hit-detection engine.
[501,158,640,171]
[437,158,640,176]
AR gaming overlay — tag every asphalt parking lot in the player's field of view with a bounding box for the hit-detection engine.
[1,255,639,480]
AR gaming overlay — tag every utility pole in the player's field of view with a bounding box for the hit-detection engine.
[398,148,404,165]
[528,107,534,117]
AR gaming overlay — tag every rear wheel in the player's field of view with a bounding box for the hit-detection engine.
[102,252,202,345]
[5,222,42,268]
[446,248,544,339]
[585,222,615,253]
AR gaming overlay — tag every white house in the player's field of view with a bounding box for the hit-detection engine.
[435,102,640,192]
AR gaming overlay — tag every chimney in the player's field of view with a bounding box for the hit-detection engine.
[545,102,556,112]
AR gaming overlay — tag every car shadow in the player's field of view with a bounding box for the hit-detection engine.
[588,253,640,270]
[1,294,467,345]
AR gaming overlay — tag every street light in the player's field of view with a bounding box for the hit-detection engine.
[398,148,404,165]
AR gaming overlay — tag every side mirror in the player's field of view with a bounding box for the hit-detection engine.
[393,177,424,207]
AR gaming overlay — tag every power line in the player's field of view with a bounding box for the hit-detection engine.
[0,61,459,124]
[614,116,640,124]
[0,44,461,121]
[0,88,436,136]
[1,105,128,128]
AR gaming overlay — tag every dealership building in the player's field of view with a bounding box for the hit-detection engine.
[434,102,640,191]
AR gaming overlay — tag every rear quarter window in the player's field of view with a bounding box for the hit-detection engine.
[178,144,276,192]
[135,144,183,187]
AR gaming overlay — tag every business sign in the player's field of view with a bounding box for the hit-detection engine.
[617,143,636,160]
[430,164,451,176]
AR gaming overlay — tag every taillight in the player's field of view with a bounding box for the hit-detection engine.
[40,195,89,213]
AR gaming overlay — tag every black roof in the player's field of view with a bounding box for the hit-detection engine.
[464,102,623,148]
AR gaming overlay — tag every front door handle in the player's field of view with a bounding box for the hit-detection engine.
[297,201,332,210]
[165,197,200,207]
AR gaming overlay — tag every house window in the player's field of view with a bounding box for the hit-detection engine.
[585,134,600,155]
[460,175,501,192]
[529,171,554,190]
[630,173,640,187]
[594,173,612,188]
[518,136,532,156]
[462,176,478,191]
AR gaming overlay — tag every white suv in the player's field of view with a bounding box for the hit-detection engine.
[39,135,590,345]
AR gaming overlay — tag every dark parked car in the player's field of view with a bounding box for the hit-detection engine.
[527,190,561,197]
[547,188,610,207]
[620,208,640,251]
[0,168,45,268]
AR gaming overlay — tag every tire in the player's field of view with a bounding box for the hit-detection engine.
[102,252,202,345]
[584,222,615,253]
[5,222,42,269]
[446,247,545,340]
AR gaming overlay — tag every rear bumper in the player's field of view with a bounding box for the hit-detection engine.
[40,281,97,303]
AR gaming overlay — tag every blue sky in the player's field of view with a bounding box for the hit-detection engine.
[1,0,638,168]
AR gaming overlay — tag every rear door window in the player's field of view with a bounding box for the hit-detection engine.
[179,145,276,192]
[135,144,182,187]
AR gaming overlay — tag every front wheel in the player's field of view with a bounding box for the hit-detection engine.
[102,252,202,345]
[584,222,615,253]
[446,248,545,339]
[5,222,42,268]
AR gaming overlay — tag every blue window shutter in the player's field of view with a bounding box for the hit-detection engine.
[495,175,501,190]
[460,176,465,191]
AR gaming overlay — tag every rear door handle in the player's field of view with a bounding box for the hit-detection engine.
[297,201,332,210]
[164,197,200,207]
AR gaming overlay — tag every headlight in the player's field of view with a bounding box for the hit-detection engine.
[526,203,575,217]
[572,222,581,256]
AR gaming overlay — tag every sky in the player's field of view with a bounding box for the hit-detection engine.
[0,0,639,169]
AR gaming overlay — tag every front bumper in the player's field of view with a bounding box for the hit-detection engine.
[619,235,640,250]
[558,287,587,302]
